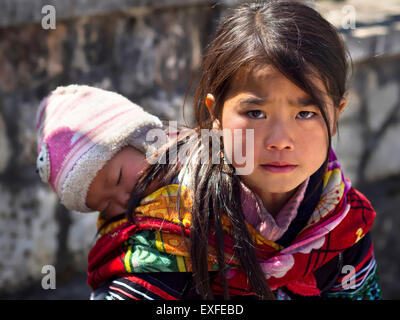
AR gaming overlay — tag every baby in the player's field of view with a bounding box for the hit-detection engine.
[36,84,163,218]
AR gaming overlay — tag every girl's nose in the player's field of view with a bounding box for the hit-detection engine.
[264,122,294,151]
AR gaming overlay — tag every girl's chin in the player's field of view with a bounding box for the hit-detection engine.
[242,177,302,195]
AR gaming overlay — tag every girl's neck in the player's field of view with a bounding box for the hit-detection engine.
[259,188,298,217]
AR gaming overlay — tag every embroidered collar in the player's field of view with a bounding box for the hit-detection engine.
[241,178,309,242]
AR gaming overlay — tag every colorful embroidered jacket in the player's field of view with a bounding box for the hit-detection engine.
[87,149,382,300]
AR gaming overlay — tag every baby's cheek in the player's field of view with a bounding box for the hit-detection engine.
[85,179,102,211]
[126,175,139,195]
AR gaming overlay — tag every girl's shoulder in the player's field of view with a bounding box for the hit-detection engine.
[346,186,376,215]
[342,186,377,245]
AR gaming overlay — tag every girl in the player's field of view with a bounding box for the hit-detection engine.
[87,1,381,300]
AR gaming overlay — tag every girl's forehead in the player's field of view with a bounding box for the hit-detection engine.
[231,65,282,88]
[228,65,296,96]
[229,64,328,99]
[236,64,278,79]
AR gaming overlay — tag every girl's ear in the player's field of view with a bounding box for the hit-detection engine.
[205,93,215,115]
[338,98,347,114]
[205,93,221,129]
[332,98,347,136]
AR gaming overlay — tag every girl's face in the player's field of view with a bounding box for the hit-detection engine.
[212,65,343,212]
[86,146,146,217]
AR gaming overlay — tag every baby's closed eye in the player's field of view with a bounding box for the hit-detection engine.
[116,167,123,185]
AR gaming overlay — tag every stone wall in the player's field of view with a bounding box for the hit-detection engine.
[332,20,400,298]
[0,0,224,299]
[0,0,399,299]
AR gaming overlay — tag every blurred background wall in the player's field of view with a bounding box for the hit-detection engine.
[0,0,399,299]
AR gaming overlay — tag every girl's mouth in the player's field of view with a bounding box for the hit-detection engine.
[260,164,297,173]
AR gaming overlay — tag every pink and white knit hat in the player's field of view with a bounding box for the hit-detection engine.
[36,84,163,212]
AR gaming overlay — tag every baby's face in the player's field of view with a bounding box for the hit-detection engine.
[86,146,147,217]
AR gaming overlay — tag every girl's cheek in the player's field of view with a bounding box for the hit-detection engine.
[221,112,258,169]
[222,128,256,170]
[222,131,234,163]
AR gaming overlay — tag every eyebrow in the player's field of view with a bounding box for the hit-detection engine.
[239,96,316,107]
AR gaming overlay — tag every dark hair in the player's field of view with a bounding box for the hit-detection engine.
[125,1,350,300]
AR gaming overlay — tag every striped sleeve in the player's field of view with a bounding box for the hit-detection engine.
[322,232,382,300]
[98,273,193,300]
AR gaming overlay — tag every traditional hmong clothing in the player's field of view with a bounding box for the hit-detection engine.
[88,148,382,300]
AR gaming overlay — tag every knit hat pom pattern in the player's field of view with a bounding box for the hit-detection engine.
[36,84,163,212]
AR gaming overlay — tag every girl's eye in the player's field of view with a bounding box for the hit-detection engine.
[246,110,265,119]
[297,111,317,119]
